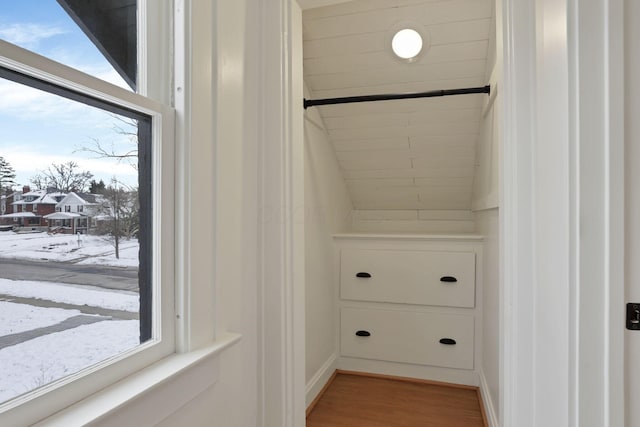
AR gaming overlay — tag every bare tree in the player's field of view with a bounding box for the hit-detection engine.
[74,116,141,259]
[95,179,139,259]
[30,161,93,192]
[29,174,47,191]
[75,116,139,170]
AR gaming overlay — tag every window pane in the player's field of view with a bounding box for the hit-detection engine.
[0,1,137,91]
[0,69,151,405]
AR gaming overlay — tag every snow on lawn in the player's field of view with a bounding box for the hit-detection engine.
[0,301,80,336]
[0,319,140,403]
[0,232,138,268]
[0,278,139,313]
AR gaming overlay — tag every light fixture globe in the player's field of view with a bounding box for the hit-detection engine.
[391,28,423,60]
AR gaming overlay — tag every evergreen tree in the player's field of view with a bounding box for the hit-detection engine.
[0,156,16,196]
[89,179,106,194]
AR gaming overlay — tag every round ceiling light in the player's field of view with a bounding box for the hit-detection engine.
[391,28,423,60]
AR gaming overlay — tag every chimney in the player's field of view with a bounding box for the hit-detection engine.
[22,185,31,194]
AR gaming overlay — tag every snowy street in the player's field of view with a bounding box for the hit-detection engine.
[0,258,138,291]
[0,232,142,405]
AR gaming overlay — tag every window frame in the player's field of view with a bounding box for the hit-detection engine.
[0,3,176,423]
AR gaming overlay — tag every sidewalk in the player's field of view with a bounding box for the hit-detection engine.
[0,294,139,350]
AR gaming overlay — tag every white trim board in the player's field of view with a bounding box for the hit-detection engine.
[259,1,306,426]
[305,354,338,408]
[500,0,625,425]
[336,357,479,387]
[479,368,499,427]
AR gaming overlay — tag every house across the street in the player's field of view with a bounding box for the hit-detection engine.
[0,186,109,234]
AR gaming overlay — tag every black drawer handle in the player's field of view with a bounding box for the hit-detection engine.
[355,330,371,337]
[356,272,372,278]
[440,276,457,283]
[439,338,457,345]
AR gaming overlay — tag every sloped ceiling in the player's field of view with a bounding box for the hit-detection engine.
[303,0,493,210]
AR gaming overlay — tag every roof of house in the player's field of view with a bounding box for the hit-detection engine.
[0,212,36,218]
[44,212,83,220]
[56,192,89,207]
[11,190,100,205]
[13,190,61,206]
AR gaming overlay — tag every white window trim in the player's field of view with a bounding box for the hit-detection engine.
[0,5,179,422]
[37,0,245,423]
[33,333,241,427]
[1,0,248,425]
[0,0,311,424]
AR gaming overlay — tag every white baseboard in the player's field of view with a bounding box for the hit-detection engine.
[305,353,337,408]
[478,369,499,427]
[337,357,479,387]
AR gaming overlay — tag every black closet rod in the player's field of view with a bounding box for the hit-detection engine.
[303,85,490,109]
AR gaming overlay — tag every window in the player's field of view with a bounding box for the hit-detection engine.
[0,0,136,91]
[0,1,174,424]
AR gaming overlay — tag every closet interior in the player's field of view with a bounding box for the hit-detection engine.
[302,0,500,419]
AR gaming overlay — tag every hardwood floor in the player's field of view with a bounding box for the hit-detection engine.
[306,372,486,427]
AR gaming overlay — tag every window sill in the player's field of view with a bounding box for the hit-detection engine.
[34,333,242,427]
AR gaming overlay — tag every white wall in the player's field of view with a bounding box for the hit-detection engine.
[474,139,500,425]
[92,1,262,425]
[625,1,640,424]
[476,208,499,423]
[473,1,501,423]
[304,84,352,404]
[351,209,475,233]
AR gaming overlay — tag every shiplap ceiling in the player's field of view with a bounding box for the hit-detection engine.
[303,0,493,210]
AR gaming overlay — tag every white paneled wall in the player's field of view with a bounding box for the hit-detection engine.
[471,83,499,210]
[304,85,353,406]
[476,208,499,426]
[351,209,475,233]
[473,3,500,423]
[302,0,500,421]
[303,0,491,211]
[625,1,640,424]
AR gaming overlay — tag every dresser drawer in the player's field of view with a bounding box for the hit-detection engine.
[340,248,476,308]
[340,307,474,369]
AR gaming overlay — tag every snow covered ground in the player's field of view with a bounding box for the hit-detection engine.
[0,301,80,336]
[0,232,139,267]
[0,232,142,405]
[0,282,141,404]
[0,319,140,403]
[0,278,139,312]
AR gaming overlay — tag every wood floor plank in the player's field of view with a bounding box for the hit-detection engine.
[306,373,485,427]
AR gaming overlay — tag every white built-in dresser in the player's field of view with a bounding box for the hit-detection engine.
[334,234,483,386]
